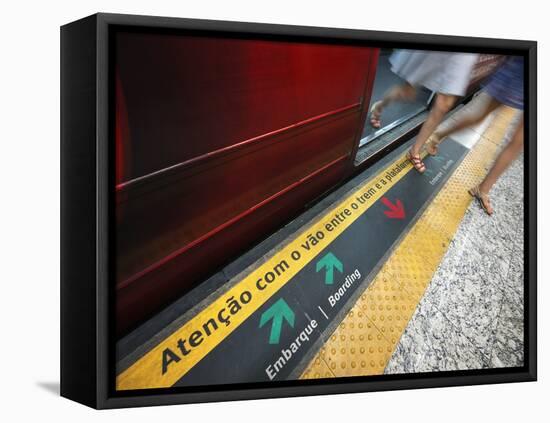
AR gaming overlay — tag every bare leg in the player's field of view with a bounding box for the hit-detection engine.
[469,116,524,215]
[434,96,501,141]
[479,117,524,194]
[377,83,417,109]
[410,93,457,158]
[370,83,417,128]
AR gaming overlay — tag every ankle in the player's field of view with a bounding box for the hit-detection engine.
[478,184,490,196]
[433,131,443,141]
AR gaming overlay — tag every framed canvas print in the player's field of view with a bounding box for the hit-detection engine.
[60,12,537,409]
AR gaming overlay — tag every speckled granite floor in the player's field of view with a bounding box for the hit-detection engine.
[385,119,525,374]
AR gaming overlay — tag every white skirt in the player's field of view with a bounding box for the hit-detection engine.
[389,50,479,96]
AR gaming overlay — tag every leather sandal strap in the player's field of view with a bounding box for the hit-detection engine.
[470,186,493,215]
[409,154,425,169]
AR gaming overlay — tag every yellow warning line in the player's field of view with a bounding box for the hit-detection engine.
[117,147,421,390]
[300,105,517,379]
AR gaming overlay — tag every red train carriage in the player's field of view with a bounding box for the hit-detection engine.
[115,32,378,335]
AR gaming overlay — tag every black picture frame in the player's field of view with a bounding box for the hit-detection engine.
[60,12,537,409]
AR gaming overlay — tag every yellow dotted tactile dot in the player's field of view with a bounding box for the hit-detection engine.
[321,302,395,377]
[300,105,517,380]
[300,353,335,380]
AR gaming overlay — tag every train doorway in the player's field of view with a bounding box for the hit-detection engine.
[359,48,433,147]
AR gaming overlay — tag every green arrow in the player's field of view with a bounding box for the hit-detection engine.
[259,298,295,344]
[316,252,343,285]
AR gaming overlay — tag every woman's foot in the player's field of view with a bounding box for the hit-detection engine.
[469,185,494,215]
[426,132,443,156]
[407,149,426,173]
[369,101,383,129]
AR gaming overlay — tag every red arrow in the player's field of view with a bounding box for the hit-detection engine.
[381,197,405,219]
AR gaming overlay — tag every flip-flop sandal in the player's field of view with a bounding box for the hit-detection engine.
[469,186,494,216]
[369,101,383,129]
[407,150,426,173]
[425,134,443,156]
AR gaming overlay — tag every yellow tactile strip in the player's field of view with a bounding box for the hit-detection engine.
[301,105,517,379]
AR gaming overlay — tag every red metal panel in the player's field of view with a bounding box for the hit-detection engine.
[115,31,378,335]
[117,108,359,283]
[117,155,349,334]
[116,33,372,182]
